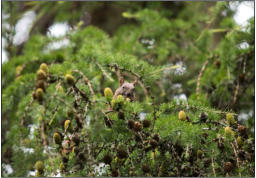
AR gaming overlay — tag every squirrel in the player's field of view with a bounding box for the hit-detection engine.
[114,78,136,101]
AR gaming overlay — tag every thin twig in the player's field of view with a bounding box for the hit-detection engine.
[104,109,114,114]
[96,62,114,82]
[211,149,216,177]
[126,145,135,170]
[73,84,89,102]
[72,70,95,100]
[196,60,209,95]
[101,110,113,128]
[196,17,215,42]
[233,81,239,105]
[40,122,48,148]
[231,142,241,177]
[112,64,123,85]
[150,102,158,133]
[108,64,141,79]
[138,80,149,98]
[95,143,106,158]
[83,101,90,118]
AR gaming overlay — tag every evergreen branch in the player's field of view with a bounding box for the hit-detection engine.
[107,64,142,80]
[126,145,135,170]
[20,94,35,146]
[73,84,90,102]
[72,70,95,101]
[196,16,215,42]
[187,104,237,116]
[40,115,55,168]
[160,102,237,116]
[51,94,73,110]
[96,62,114,82]
[94,143,106,158]
[48,105,59,126]
[147,65,181,76]
[101,110,113,128]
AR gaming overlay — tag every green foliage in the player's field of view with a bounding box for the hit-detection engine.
[2,1,254,177]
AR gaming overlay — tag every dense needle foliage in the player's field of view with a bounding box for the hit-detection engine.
[2,1,255,177]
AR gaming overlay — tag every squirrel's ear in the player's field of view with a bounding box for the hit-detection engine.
[119,77,124,86]
[132,79,138,86]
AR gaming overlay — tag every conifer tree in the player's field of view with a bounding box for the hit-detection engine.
[2,2,254,177]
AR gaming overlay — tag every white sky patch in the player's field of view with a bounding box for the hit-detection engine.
[43,146,54,154]
[238,110,253,122]
[230,1,254,27]
[27,170,36,177]
[2,12,9,63]
[172,83,182,89]
[49,169,62,177]
[92,163,107,176]
[140,38,155,49]
[171,83,183,93]
[28,124,38,139]
[139,112,147,121]
[13,11,36,46]
[43,39,70,53]
[174,61,186,76]
[2,164,14,176]
[21,146,34,154]
[54,170,62,177]
[2,38,8,63]
[173,93,187,104]
[238,42,250,49]
[3,13,10,20]
[47,22,71,38]
[2,13,11,30]
[86,116,91,126]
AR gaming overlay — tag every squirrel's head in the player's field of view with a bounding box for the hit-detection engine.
[120,82,135,98]
[114,82,135,101]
